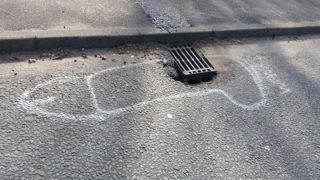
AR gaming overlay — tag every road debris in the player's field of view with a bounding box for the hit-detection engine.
[51,53,68,60]
[28,59,36,64]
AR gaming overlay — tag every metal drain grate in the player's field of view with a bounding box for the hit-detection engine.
[169,45,217,83]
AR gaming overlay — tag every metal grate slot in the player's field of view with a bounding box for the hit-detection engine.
[169,45,217,83]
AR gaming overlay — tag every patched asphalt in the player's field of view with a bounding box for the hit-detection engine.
[0,36,320,179]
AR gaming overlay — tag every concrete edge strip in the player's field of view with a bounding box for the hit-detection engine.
[1,23,320,52]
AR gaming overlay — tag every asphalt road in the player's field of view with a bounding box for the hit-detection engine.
[2,0,320,30]
[0,0,152,31]
[0,35,319,179]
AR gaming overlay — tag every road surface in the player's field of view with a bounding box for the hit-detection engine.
[0,36,319,179]
[1,0,320,31]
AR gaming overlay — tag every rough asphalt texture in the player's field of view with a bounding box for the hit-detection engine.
[0,0,153,31]
[136,0,191,29]
[0,36,320,179]
[2,0,320,31]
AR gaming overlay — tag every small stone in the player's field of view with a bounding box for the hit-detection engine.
[112,59,116,62]
[123,61,127,64]
[167,114,173,119]
[82,55,88,59]
[14,73,18,76]
[74,59,77,62]
[28,59,36,64]
[94,54,98,58]
[264,146,271,151]
[100,56,106,60]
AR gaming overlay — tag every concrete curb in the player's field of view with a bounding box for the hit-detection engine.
[1,23,320,52]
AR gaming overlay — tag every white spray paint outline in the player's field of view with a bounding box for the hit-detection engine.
[19,57,269,121]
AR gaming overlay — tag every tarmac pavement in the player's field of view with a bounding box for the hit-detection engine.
[0,35,319,179]
[0,0,152,31]
[1,0,320,31]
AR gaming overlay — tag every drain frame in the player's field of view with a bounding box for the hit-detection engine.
[169,44,217,83]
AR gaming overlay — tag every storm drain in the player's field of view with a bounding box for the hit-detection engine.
[169,45,217,83]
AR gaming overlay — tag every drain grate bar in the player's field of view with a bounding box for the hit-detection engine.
[169,44,217,83]
[182,48,201,69]
[189,47,213,70]
[170,48,189,71]
[184,48,203,69]
[177,48,197,71]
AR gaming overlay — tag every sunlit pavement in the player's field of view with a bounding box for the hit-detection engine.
[2,0,320,31]
[0,36,319,179]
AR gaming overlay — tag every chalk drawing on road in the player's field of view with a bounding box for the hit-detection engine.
[242,55,291,95]
[19,56,289,121]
